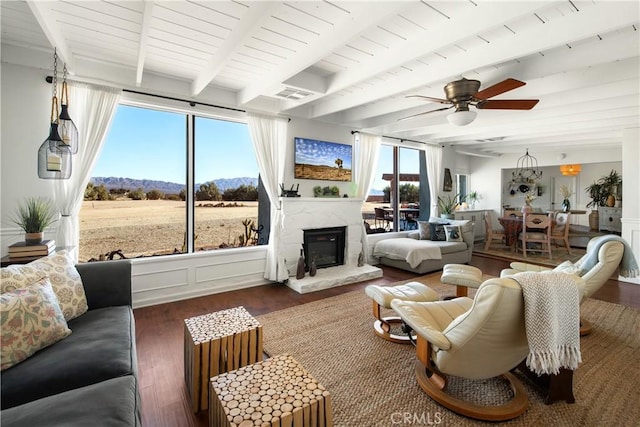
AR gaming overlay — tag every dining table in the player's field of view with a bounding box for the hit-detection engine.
[498,216,524,250]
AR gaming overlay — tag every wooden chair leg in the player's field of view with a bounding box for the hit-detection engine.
[371,300,413,344]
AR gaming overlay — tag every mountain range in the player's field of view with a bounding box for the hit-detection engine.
[90,177,259,194]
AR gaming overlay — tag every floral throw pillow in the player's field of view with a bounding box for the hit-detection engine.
[1,277,72,371]
[0,250,88,321]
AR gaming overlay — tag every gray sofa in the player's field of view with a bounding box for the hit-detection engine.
[1,259,140,426]
[373,219,474,274]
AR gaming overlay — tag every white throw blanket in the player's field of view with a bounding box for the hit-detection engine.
[372,238,442,269]
[513,271,582,375]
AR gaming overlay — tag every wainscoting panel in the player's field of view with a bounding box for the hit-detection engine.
[131,246,270,308]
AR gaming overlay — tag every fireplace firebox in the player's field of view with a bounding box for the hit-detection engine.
[303,226,346,270]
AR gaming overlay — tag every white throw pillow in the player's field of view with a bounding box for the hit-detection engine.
[444,225,464,242]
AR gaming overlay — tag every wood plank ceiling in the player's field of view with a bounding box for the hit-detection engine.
[1,1,638,156]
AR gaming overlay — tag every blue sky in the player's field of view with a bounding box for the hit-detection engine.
[93,105,258,184]
[93,104,419,192]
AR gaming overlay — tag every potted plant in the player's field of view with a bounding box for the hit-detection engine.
[438,193,463,219]
[600,169,622,207]
[584,170,622,230]
[9,197,58,245]
[466,191,481,209]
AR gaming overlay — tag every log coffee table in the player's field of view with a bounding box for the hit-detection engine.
[184,306,263,412]
[209,354,332,427]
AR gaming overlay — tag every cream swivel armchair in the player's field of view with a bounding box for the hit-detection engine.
[393,275,587,420]
[391,277,531,421]
[500,235,624,335]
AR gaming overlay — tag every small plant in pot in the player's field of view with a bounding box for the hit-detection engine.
[10,197,58,245]
[438,193,464,219]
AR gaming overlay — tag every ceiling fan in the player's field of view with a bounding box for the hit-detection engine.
[402,78,539,126]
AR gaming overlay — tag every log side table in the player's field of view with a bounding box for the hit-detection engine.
[185,306,263,413]
[209,354,333,427]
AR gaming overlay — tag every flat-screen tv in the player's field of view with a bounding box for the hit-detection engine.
[294,137,352,182]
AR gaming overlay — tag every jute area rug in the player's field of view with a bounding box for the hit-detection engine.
[256,273,640,427]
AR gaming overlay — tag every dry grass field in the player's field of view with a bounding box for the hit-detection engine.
[294,164,352,181]
[78,199,384,262]
[78,200,259,261]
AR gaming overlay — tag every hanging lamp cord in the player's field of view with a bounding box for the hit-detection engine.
[50,48,59,124]
[61,62,69,106]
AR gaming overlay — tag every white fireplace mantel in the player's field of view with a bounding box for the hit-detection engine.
[280,197,381,293]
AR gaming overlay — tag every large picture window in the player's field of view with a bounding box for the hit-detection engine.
[79,103,262,262]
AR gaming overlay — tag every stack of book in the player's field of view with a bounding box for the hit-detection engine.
[8,240,55,261]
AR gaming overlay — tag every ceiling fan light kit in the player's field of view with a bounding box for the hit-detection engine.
[447,109,477,126]
[405,77,539,126]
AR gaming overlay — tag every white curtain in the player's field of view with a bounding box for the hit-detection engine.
[354,132,382,261]
[424,145,443,218]
[54,83,121,256]
[247,113,289,282]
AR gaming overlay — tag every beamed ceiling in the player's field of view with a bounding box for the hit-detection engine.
[1,1,638,156]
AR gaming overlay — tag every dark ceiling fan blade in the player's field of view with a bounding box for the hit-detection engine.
[476,99,539,110]
[474,78,526,100]
[406,95,451,104]
[398,105,454,121]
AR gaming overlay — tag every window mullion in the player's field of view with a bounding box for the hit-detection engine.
[186,114,195,253]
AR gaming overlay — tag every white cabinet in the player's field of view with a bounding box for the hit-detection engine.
[599,207,622,233]
[454,210,486,242]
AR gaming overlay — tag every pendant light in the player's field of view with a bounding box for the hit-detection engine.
[512,148,542,182]
[38,48,72,179]
[58,62,78,154]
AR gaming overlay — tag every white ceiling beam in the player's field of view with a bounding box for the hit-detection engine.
[308,1,639,118]
[135,1,154,87]
[283,1,555,111]
[238,2,410,106]
[191,2,277,96]
[26,0,73,69]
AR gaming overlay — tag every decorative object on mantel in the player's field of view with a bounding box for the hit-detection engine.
[296,246,305,279]
[38,48,72,180]
[358,250,365,267]
[280,183,300,197]
[9,197,58,245]
[512,148,542,182]
[313,185,340,197]
[58,62,78,154]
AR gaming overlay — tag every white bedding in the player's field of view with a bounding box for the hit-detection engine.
[373,238,442,269]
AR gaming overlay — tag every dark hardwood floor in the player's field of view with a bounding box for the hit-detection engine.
[134,255,640,427]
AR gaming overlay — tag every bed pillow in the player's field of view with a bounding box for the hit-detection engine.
[1,276,72,371]
[444,225,464,242]
[0,250,88,321]
[429,222,449,241]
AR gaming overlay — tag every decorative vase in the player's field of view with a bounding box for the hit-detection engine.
[309,258,317,277]
[588,209,599,231]
[25,232,44,245]
[296,248,305,280]
[606,195,616,207]
[561,199,571,212]
[521,204,533,214]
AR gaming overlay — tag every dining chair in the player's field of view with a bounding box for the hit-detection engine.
[374,207,392,231]
[484,211,506,250]
[519,213,553,259]
[551,212,572,254]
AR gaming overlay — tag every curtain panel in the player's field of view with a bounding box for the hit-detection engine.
[353,132,382,260]
[54,83,121,258]
[424,145,443,219]
[247,113,289,282]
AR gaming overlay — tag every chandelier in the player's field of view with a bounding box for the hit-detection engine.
[512,149,542,182]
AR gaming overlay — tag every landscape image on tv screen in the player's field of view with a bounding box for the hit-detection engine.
[294,137,352,182]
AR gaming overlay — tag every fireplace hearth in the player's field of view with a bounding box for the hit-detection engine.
[303,226,346,270]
